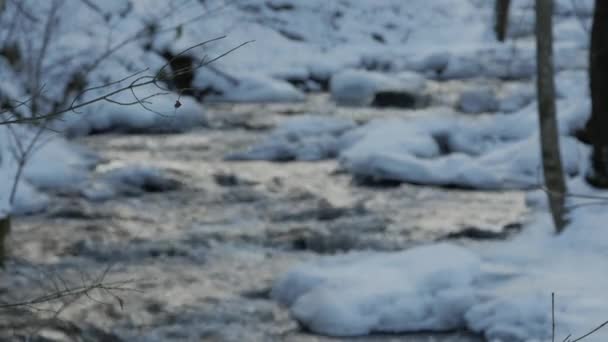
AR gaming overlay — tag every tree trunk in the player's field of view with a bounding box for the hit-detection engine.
[0,216,10,267]
[495,0,511,42]
[535,0,568,233]
[585,0,608,187]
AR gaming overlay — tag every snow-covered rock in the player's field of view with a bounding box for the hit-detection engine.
[59,95,207,136]
[197,72,306,103]
[273,175,608,341]
[329,69,427,108]
[498,84,535,113]
[457,89,499,114]
[0,126,97,215]
[272,243,481,336]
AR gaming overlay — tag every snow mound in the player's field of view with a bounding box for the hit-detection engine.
[272,243,481,336]
[339,94,588,189]
[344,133,581,189]
[226,116,356,161]
[273,179,608,341]
[59,95,206,136]
[457,89,499,114]
[0,126,98,215]
[196,72,306,103]
[330,69,427,107]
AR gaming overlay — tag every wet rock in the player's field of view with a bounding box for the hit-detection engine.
[372,91,417,108]
[267,213,388,253]
[240,287,272,300]
[82,166,181,200]
[213,172,258,187]
[266,1,295,12]
[442,222,522,240]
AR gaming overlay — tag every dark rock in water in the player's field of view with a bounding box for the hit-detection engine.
[240,287,271,300]
[352,175,403,188]
[277,28,305,42]
[372,91,427,109]
[97,166,182,198]
[371,32,386,43]
[443,222,522,240]
[269,226,359,253]
[266,2,295,11]
[445,227,508,240]
[213,172,258,187]
[267,213,388,253]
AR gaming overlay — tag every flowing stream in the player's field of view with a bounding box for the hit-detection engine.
[7,94,527,341]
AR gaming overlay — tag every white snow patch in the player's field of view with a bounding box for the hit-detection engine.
[0,126,95,215]
[457,88,499,114]
[58,94,206,136]
[274,176,608,341]
[272,243,481,336]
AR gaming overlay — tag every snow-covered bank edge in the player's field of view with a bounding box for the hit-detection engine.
[271,173,608,341]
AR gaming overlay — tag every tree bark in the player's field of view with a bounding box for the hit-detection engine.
[0,216,10,267]
[585,0,608,187]
[495,0,511,42]
[535,0,568,233]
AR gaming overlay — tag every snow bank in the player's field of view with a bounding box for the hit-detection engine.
[457,89,499,114]
[272,243,481,336]
[230,93,588,190]
[57,91,207,136]
[0,126,97,215]
[199,73,305,103]
[274,177,608,341]
[337,68,590,189]
[343,131,581,189]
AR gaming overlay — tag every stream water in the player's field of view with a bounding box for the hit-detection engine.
[5,94,527,341]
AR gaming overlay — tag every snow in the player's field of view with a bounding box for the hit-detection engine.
[198,73,306,103]
[233,95,587,190]
[56,89,207,136]
[272,243,481,336]
[0,126,95,215]
[457,88,499,114]
[274,177,608,341]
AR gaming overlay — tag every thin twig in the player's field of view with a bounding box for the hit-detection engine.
[553,292,556,342]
